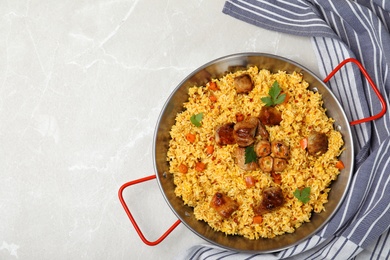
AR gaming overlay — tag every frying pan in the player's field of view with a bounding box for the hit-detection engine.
[118,53,386,252]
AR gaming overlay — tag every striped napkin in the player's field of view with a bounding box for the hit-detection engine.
[179,1,390,259]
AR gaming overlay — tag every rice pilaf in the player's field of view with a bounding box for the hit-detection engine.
[167,66,344,239]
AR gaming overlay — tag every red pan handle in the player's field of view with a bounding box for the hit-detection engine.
[118,174,182,246]
[323,58,387,125]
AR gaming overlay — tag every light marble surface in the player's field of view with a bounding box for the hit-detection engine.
[0,1,320,259]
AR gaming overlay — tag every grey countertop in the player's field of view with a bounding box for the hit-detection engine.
[0,1,320,259]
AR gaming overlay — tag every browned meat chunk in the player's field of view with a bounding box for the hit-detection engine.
[253,187,285,215]
[235,147,259,171]
[273,158,288,172]
[255,140,271,157]
[215,123,235,145]
[307,131,328,155]
[257,121,269,140]
[210,192,239,218]
[234,74,253,94]
[233,117,258,147]
[271,140,290,159]
[259,156,273,172]
[259,106,282,126]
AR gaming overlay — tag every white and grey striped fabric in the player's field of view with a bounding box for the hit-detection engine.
[179,1,390,259]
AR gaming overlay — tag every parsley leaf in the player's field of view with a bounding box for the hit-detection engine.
[293,187,311,204]
[270,81,281,97]
[260,96,273,107]
[275,93,287,104]
[261,81,286,106]
[245,145,257,164]
[190,113,203,127]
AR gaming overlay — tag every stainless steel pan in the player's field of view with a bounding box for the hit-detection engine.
[119,53,386,252]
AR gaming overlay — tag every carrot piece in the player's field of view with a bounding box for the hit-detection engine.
[245,175,255,188]
[300,137,308,149]
[206,145,214,155]
[186,133,196,143]
[208,81,219,91]
[195,162,206,172]
[209,95,217,102]
[178,164,188,174]
[271,172,282,184]
[282,92,290,104]
[336,160,345,170]
[236,113,245,122]
[253,215,263,224]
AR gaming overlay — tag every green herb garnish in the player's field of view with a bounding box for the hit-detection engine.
[245,145,257,164]
[190,113,204,127]
[293,187,311,204]
[261,81,286,106]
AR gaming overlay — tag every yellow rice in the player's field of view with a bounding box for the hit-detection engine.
[167,66,344,239]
